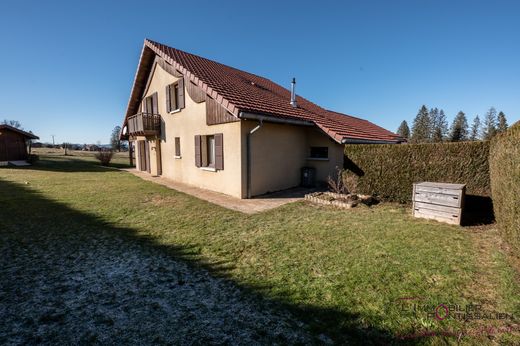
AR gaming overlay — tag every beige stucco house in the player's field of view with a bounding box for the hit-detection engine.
[121,40,402,198]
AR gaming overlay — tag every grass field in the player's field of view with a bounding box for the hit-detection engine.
[1,151,518,345]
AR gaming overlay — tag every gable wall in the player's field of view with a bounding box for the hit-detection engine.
[142,63,244,198]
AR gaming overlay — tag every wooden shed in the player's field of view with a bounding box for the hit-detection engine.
[0,125,39,162]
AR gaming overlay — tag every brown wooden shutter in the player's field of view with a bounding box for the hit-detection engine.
[152,92,158,114]
[215,133,223,170]
[177,78,185,109]
[139,141,146,171]
[175,137,181,156]
[194,135,201,167]
[165,85,171,113]
[142,98,148,113]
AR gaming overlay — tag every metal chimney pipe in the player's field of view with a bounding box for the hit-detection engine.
[290,77,297,108]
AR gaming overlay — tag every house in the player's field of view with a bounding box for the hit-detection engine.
[121,39,403,199]
[83,144,100,152]
[0,125,39,163]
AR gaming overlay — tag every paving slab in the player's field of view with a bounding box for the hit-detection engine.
[122,168,314,214]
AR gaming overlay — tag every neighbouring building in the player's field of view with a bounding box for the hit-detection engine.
[121,39,403,198]
[0,125,39,163]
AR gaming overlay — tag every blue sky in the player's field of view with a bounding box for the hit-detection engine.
[0,0,518,144]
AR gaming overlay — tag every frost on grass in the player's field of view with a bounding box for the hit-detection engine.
[0,230,311,344]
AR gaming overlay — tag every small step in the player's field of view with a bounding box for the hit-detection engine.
[9,160,31,166]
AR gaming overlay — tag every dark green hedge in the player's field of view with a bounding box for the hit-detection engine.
[344,141,491,203]
[490,123,520,252]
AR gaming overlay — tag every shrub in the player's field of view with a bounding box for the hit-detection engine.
[27,154,39,164]
[344,141,491,203]
[489,122,520,252]
[327,167,348,194]
[95,150,114,166]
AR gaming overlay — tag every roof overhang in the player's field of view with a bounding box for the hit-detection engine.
[0,125,39,140]
[341,137,403,144]
[239,111,314,127]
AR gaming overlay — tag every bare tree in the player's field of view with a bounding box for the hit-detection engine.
[2,119,22,129]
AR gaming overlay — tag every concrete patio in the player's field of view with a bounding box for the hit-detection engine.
[123,168,316,214]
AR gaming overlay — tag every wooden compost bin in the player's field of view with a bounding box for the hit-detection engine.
[412,182,466,225]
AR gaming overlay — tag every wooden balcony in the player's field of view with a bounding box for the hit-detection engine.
[127,113,161,136]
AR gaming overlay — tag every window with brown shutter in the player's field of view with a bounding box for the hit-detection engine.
[215,133,223,170]
[194,135,201,167]
[166,78,184,113]
[177,78,185,109]
[195,134,224,171]
[143,93,158,114]
[174,137,181,158]
[165,85,171,113]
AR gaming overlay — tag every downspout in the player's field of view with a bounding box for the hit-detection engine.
[246,119,263,198]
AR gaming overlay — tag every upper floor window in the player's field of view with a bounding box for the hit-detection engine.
[166,79,185,113]
[142,92,158,114]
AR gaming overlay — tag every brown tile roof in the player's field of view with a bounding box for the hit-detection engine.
[125,39,403,143]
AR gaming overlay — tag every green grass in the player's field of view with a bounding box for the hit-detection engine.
[1,153,518,345]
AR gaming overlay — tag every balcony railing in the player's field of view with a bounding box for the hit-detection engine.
[127,113,161,136]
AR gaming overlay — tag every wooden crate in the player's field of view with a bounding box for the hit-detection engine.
[412,182,466,225]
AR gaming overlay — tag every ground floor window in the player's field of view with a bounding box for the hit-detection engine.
[174,137,181,158]
[309,146,329,159]
[195,134,223,170]
[206,135,215,167]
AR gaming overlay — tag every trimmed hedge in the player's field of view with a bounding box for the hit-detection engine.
[489,122,520,252]
[344,141,491,203]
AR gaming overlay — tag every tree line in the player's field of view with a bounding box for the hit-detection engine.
[397,106,508,143]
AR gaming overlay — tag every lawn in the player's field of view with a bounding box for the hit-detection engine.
[1,153,518,345]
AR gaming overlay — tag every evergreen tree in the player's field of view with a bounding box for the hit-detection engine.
[438,110,449,140]
[431,109,448,142]
[497,111,508,133]
[469,115,481,141]
[449,111,469,142]
[396,120,410,139]
[482,107,497,140]
[429,108,439,141]
[411,105,431,143]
